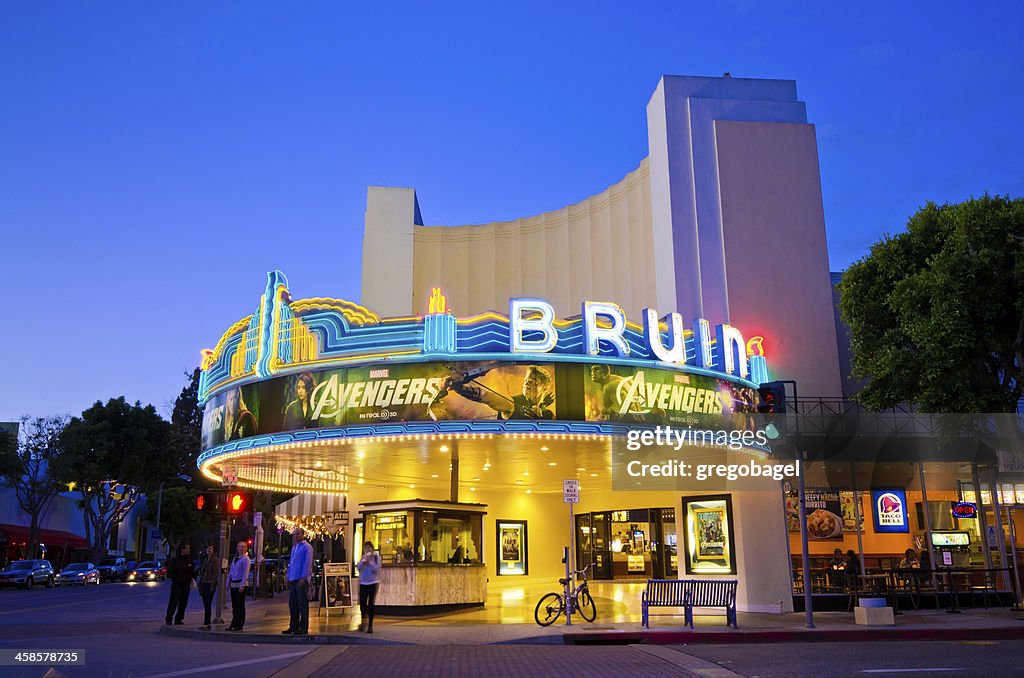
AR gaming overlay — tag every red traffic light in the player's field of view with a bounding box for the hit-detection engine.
[195,492,220,513]
[225,491,253,514]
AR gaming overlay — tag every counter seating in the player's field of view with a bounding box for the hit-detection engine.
[641,579,738,629]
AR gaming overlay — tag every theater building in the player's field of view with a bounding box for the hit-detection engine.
[198,75,1021,616]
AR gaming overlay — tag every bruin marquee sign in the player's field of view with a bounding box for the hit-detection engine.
[508,299,753,379]
[198,273,770,409]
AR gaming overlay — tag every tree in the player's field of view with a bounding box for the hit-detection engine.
[169,368,205,484]
[838,194,1024,413]
[53,398,174,559]
[0,417,68,554]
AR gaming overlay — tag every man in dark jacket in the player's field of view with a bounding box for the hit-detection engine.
[165,544,196,625]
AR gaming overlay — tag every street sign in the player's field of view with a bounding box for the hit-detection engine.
[563,479,580,504]
[222,465,237,487]
[254,511,263,527]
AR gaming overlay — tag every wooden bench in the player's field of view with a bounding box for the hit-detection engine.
[641,579,738,629]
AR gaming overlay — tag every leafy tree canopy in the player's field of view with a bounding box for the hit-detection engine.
[838,194,1024,413]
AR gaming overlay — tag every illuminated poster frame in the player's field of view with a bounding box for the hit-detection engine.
[495,520,528,576]
[682,494,736,575]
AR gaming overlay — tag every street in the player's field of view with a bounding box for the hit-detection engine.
[2,582,1024,677]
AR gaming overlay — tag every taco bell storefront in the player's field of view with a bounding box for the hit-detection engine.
[197,272,797,615]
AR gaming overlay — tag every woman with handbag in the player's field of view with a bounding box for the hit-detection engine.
[227,541,251,631]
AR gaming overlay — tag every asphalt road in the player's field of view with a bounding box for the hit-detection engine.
[2,583,1024,678]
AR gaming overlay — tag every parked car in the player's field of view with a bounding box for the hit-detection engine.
[128,561,166,582]
[55,563,100,586]
[0,560,55,589]
[96,557,127,582]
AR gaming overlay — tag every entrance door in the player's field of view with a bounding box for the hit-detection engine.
[651,508,678,579]
[589,512,612,579]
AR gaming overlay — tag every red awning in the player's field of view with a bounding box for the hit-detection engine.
[0,525,89,549]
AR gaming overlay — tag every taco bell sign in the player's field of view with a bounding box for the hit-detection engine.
[871,488,909,533]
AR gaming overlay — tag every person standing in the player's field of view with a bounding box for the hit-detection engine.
[198,545,219,630]
[227,541,251,631]
[165,544,195,626]
[357,541,381,633]
[282,527,313,635]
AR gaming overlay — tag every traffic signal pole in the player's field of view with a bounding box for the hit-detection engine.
[214,518,228,625]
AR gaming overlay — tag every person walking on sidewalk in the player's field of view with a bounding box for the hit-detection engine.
[282,527,313,635]
[357,541,381,633]
[165,544,196,626]
[227,540,251,631]
[198,544,219,630]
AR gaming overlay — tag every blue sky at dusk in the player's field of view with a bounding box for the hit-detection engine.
[2,2,1022,421]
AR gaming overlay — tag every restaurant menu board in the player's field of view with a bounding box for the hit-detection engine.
[497,521,528,576]
[322,562,352,609]
[786,489,863,538]
[683,495,736,575]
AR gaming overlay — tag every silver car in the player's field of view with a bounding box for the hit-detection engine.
[0,560,55,589]
[56,562,100,586]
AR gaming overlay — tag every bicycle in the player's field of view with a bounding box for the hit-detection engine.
[534,563,597,626]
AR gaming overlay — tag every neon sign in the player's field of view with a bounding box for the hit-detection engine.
[509,299,750,379]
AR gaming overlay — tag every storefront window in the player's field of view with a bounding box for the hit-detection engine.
[364,506,484,566]
[365,511,414,564]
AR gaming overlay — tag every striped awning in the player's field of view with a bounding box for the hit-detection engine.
[274,493,346,518]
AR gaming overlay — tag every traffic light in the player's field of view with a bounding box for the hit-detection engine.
[757,381,787,413]
[195,491,220,513]
[225,491,254,514]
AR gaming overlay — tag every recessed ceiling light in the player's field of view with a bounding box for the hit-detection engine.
[431,474,439,478]
[357,478,365,484]
[526,489,533,494]
[470,487,476,492]
[523,472,529,476]
[409,484,415,489]
[590,473,597,477]
[548,462,557,466]
[540,446,549,452]
[515,480,523,484]
[473,477,480,481]
[357,451,366,459]
[314,461,322,468]
[577,468,586,472]
[440,445,449,452]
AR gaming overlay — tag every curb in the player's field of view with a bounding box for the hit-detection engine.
[564,626,1024,645]
[157,625,409,645]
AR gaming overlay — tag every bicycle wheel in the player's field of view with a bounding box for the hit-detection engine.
[577,589,597,622]
[534,592,564,627]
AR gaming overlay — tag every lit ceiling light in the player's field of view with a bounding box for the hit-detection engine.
[577,468,586,472]
[515,480,523,484]
[540,446,549,452]
[523,472,529,476]
[431,474,439,478]
[409,484,415,489]
[473,477,480,481]
[315,461,323,468]
[357,478,365,484]
[357,451,366,459]
[548,462,557,466]
[526,489,533,494]
[470,487,476,492]
[440,445,449,452]
[590,473,597,477]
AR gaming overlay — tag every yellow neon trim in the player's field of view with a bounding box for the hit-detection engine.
[290,297,380,325]
[202,315,254,370]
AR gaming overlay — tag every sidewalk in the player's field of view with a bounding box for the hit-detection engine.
[159,586,1024,646]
